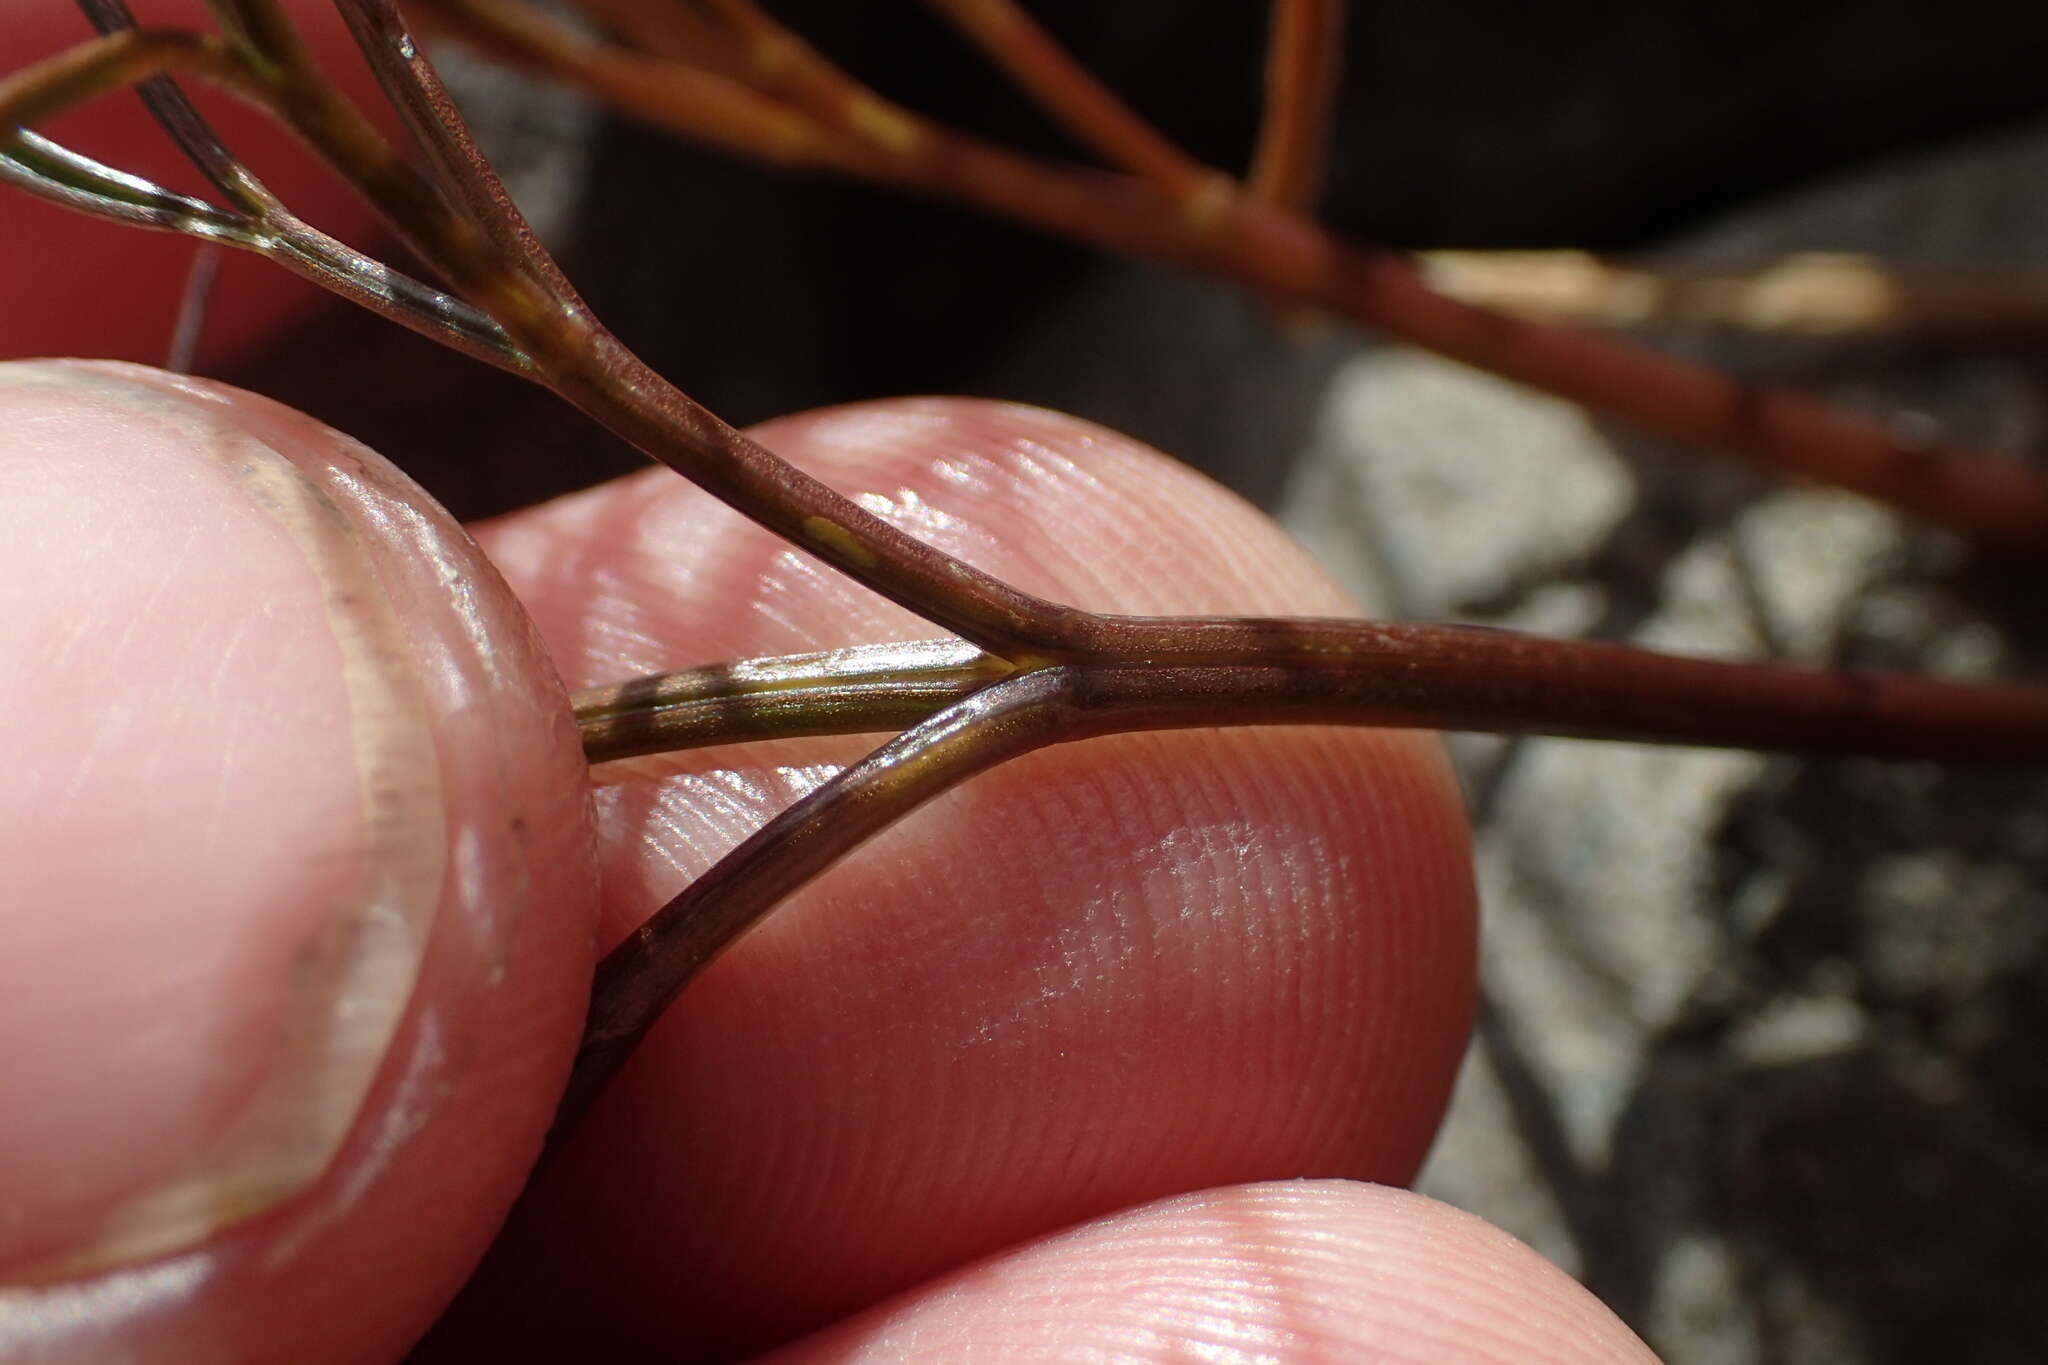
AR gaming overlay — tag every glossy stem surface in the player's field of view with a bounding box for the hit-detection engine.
[556,666,1082,1145]
[575,639,1013,762]
[579,627,2048,767]
[560,635,2048,1142]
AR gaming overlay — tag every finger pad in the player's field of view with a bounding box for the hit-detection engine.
[777,1182,1658,1365]
[464,400,1476,1357]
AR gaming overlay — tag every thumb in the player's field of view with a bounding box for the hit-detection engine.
[0,360,596,1362]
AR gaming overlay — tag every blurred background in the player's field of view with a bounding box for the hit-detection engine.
[18,0,2047,517]
[8,3,2048,1361]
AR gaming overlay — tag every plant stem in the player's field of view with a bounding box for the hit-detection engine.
[414,0,2048,554]
[575,640,1013,763]
[560,632,2048,1145]
[1248,0,1345,212]
[0,29,529,370]
[555,666,1084,1145]
[581,629,2048,768]
[919,0,1221,206]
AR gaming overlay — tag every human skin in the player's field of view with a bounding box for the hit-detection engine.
[3,8,1661,1347]
[0,355,1662,1363]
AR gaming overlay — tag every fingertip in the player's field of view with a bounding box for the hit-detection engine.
[0,360,597,1360]
[777,1181,1660,1365]
[459,397,1478,1356]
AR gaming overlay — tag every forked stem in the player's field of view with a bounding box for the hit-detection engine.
[582,633,2048,769]
[562,631,2048,1146]
[415,0,2048,554]
[556,666,1083,1145]
[9,1,2045,1159]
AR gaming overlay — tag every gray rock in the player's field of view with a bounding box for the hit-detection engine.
[1278,124,2048,1365]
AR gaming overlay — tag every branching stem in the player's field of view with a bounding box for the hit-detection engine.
[581,632,2048,769]
[411,0,2048,554]
[10,0,2046,1158]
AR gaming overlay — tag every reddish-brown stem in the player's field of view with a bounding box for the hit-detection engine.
[1247,0,1345,211]
[412,0,849,169]
[543,340,1101,657]
[1245,235,2048,553]
[559,631,2048,1142]
[582,626,2048,768]
[556,665,1083,1145]
[0,28,236,127]
[258,2,1092,658]
[20,2,2044,1173]
[919,0,1219,205]
[564,0,732,64]
[418,0,2048,553]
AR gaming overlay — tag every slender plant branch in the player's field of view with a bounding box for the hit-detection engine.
[918,0,1222,208]
[0,128,248,233]
[575,639,1014,763]
[556,666,1081,1143]
[406,0,851,169]
[5,4,1102,658]
[673,0,936,166]
[13,9,2046,698]
[416,0,1204,251]
[0,40,528,370]
[0,27,241,126]
[164,243,222,371]
[12,1,2047,1161]
[563,632,2048,1142]
[1247,0,1345,212]
[580,632,2048,768]
[411,0,2048,554]
[579,0,736,65]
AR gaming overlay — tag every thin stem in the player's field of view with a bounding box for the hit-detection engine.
[414,0,852,170]
[919,0,1221,207]
[164,243,221,372]
[1247,0,1345,212]
[332,0,569,308]
[1,38,529,371]
[0,28,242,129]
[78,0,530,372]
[558,634,2048,1143]
[681,0,940,167]
[80,0,272,213]
[1290,246,2048,552]
[0,129,250,235]
[422,0,2048,553]
[575,639,1013,763]
[581,627,2048,767]
[14,2,1080,658]
[239,1,1100,659]
[555,666,1084,1145]
[575,0,735,64]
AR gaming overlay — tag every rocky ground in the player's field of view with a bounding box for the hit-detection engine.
[1277,128,2048,1365]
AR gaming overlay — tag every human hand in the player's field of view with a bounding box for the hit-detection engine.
[1,357,1660,1362]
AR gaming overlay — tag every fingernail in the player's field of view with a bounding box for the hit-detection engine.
[0,361,443,1280]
